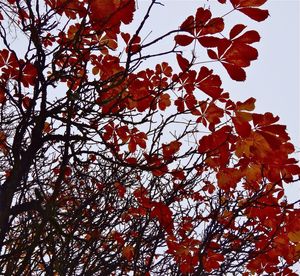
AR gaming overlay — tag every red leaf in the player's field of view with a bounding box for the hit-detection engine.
[195,8,212,26]
[21,63,38,87]
[90,0,135,27]
[64,166,72,177]
[231,0,268,8]
[128,139,136,152]
[174,97,185,112]
[162,141,182,160]
[176,54,189,71]
[223,42,258,67]
[0,86,6,104]
[121,32,130,44]
[216,38,232,57]
[180,15,194,32]
[171,169,185,180]
[198,36,221,48]
[201,18,224,36]
[150,202,174,234]
[198,125,232,153]
[232,116,251,137]
[221,62,246,81]
[22,96,32,109]
[174,34,194,46]
[125,157,137,165]
[158,93,171,111]
[235,30,260,44]
[229,24,247,40]
[116,0,136,25]
[239,7,269,22]
[115,182,126,198]
[196,66,223,99]
[207,49,218,60]
[116,126,129,142]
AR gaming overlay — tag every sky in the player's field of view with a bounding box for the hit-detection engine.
[125,0,300,201]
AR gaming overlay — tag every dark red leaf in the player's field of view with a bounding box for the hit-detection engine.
[174,34,194,46]
[199,36,221,48]
[201,18,224,35]
[229,24,247,40]
[196,8,212,26]
[221,62,246,81]
[239,7,269,22]
[207,49,218,60]
[196,66,223,99]
[174,97,185,112]
[231,0,268,8]
[235,30,260,44]
[180,15,194,32]
[176,54,189,71]
[22,96,32,109]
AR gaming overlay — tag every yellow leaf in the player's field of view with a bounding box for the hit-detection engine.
[236,97,256,111]
[245,163,261,182]
[288,231,300,243]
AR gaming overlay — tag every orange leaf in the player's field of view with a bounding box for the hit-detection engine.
[43,122,52,133]
[288,231,300,243]
[217,168,242,190]
[122,245,135,261]
[158,93,171,111]
[236,97,256,111]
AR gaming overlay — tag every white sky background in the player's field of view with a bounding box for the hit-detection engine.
[124,0,300,201]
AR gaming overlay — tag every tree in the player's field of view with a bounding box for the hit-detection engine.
[0,0,299,274]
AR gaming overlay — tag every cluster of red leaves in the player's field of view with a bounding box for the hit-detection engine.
[90,0,135,33]
[0,50,37,87]
[175,2,267,81]
[0,50,37,109]
[87,2,299,272]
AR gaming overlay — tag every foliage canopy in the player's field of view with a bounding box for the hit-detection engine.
[0,0,299,275]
